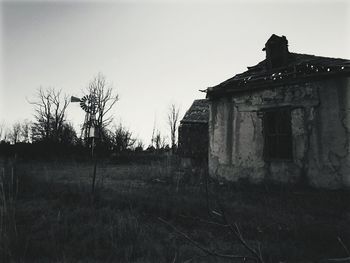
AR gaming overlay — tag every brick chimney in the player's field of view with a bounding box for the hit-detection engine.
[263,34,289,69]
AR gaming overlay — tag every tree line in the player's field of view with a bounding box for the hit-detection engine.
[0,74,181,159]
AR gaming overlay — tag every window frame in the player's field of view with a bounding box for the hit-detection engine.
[262,107,293,161]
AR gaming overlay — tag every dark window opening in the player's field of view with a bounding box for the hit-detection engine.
[263,108,292,160]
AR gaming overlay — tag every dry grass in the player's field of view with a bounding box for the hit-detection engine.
[0,158,349,262]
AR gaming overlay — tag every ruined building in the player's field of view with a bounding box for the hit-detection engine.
[206,34,350,188]
[178,99,209,168]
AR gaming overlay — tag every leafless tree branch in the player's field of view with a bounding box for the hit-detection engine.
[167,103,180,152]
[210,187,265,263]
[86,73,119,137]
[9,122,22,144]
[28,87,70,142]
[158,217,255,262]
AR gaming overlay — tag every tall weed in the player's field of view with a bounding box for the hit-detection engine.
[0,159,18,260]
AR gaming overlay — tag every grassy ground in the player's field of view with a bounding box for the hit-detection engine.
[1,159,349,262]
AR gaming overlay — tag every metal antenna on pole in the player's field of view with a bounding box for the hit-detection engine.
[71,95,98,141]
[71,95,99,196]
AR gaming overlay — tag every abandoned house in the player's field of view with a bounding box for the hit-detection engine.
[206,34,350,188]
[178,99,209,168]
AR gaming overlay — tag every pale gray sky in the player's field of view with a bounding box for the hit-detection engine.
[1,0,349,144]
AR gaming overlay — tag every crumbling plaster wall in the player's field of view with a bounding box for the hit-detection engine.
[209,77,350,188]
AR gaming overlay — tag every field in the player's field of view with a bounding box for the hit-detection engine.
[1,158,350,262]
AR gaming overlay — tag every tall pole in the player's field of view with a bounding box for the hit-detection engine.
[91,136,97,195]
[89,95,98,196]
[70,94,98,197]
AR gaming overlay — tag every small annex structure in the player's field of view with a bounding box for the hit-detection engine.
[206,34,350,188]
[178,99,209,168]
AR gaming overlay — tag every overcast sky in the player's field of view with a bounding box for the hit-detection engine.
[1,0,349,144]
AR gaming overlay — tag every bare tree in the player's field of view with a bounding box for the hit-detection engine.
[135,139,144,151]
[20,120,31,143]
[110,123,136,152]
[1,128,10,142]
[154,129,167,150]
[29,87,69,142]
[150,117,157,148]
[149,116,168,151]
[9,122,22,144]
[86,73,119,138]
[167,104,180,152]
[0,122,5,141]
[60,122,78,145]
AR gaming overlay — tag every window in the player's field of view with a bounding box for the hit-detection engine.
[263,108,292,160]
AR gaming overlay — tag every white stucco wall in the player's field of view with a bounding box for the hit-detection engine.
[209,77,350,188]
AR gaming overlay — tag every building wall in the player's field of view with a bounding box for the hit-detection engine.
[178,122,208,168]
[209,77,350,188]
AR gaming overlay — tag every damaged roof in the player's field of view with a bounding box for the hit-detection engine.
[181,99,209,124]
[207,36,350,97]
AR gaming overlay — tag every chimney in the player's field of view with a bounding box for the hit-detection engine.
[263,34,289,69]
